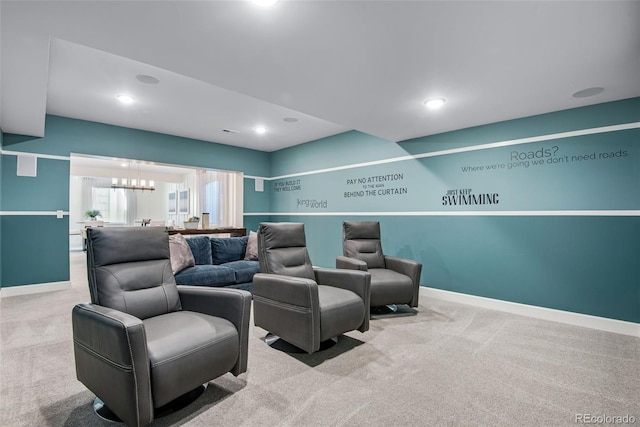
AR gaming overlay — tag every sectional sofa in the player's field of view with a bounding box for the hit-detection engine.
[171,234,259,293]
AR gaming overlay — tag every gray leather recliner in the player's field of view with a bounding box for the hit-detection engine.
[72,227,251,427]
[253,222,371,354]
[337,221,422,311]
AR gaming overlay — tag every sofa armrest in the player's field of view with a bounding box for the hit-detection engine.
[253,273,319,308]
[177,286,252,375]
[177,286,251,327]
[336,256,367,271]
[314,267,371,332]
[384,255,422,307]
[384,255,422,284]
[253,273,321,353]
[72,303,152,427]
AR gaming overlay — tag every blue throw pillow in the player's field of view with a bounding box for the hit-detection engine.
[185,236,213,265]
[211,236,249,265]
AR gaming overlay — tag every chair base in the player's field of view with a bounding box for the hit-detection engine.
[93,383,208,423]
[371,304,417,318]
[265,333,338,353]
[372,304,398,315]
[94,398,121,423]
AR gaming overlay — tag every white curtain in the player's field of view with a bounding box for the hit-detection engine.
[196,170,241,227]
[79,177,137,225]
[80,177,98,216]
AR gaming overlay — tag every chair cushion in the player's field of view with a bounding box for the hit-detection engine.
[368,268,414,307]
[343,221,386,268]
[244,231,258,260]
[317,285,364,342]
[260,222,307,248]
[258,223,315,280]
[94,260,182,319]
[223,260,260,284]
[211,236,249,265]
[169,233,195,274]
[185,236,213,265]
[343,221,381,240]
[174,265,236,287]
[88,227,169,267]
[143,311,239,408]
[344,239,385,269]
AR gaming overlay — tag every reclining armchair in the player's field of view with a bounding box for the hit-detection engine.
[253,222,371,354]
[337,221,422,314]
[72,227,251,427]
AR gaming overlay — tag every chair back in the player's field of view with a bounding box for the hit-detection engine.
[342,221,386,268]
[257,222,315,280]
[86,227,181,319]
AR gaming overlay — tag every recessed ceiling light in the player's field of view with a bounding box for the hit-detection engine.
[572,87,604,98]
[136,74,159,84]
[115,94,135,104]
[424,97,446,110]
[120,163,128,167]
[254,126,268,135]
[252,0,278,6]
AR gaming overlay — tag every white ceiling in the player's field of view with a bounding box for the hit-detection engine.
[1,1,639,153]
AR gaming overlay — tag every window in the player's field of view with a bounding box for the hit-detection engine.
[92,187,128,223]
[75,177,160,226]
[197,169,242,227]
[204,181,220,225]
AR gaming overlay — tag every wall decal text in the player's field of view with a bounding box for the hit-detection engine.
[442,189,500,206]
[344,173,407,198]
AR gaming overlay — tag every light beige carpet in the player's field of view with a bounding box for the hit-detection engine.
[1,252,638,426]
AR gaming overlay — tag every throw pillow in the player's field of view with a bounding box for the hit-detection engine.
[211,236,248,264]
[184,235,212,265]
[244,231,258,260]
[169,233,195,274]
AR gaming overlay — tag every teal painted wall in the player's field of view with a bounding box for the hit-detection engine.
[243,178,272,233]
[400,98,640,156]
[268,98,640,323]
[7,115,271,177]
[1,115,271,288]
[2,215,70,286]
[270,130,408,177]
[270,129,637,213]
[1,155,70,286]
[2,100,639,324]
[0,129,3,288]
[1,156,70,211]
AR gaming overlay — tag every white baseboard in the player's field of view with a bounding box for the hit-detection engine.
[423,287,640,338]
[0,281,71,298]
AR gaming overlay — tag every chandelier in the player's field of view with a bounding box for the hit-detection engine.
[111,162,156,191]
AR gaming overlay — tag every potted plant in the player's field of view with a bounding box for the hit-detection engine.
[85,209,101,220]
